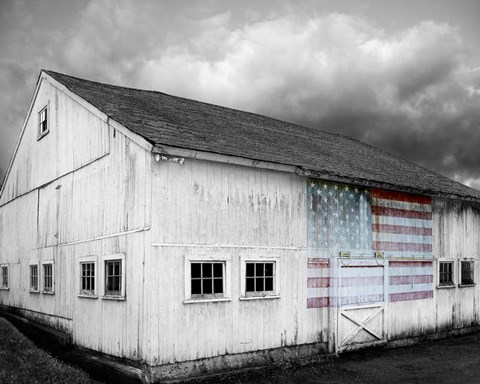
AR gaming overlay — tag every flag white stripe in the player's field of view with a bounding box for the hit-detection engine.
[307,287,330,297]
[389,283,433,294]
[383,251,433,258]
[372,198,432,212]
[373,233,432,244]
[373,216,432,228]
[307,268,329,278]
[339,266,385,278]
[337,285,384,297]
[389,266,433,276]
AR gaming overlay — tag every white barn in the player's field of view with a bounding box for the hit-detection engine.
[1,70,480,382]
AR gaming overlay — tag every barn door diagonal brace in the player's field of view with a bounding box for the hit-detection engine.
[340,306,384,346]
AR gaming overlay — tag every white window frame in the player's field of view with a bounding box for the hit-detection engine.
[240,255,280,300]
[78,255,98,299]
[459,259,475,287]
[37,104,49,140]
[0,264,9,290]
[184,254,231,304]
[41,260,55,294]
[101,253,126,300]
[29,263,40,293]
[437,259,455,289]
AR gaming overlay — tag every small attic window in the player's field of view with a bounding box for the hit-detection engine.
[38,106,49,139]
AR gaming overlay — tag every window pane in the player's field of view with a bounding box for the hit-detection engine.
[246,278,255,292]
[213,278,223,294]
[203,279,213,294]
[440,262,453,284]
[265,263,274,277]
[461,261,474,284]
[2,267,7,288]
[256,277,264,292]
[203,263,212,278]
[246,263,255,277]
[213,263,223,278]
[191,279,202,294]
[112,277,119,291]
[265,277,274,291]
[256,263,264,277]
[190,261,225,298]
[105,260,122,294]
[191,263,201,278]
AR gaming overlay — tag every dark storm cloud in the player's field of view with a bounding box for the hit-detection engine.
[1,1,480,190]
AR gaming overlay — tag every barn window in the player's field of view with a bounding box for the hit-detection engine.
[42,263,54,293]
[245,262,275,295]
[80,262,96,295]
[105,260,122,296]
[38,105,49,139]
[460,261,474,286]
[190,262,224,298]
[184,255,231,303]
[1,265,8,289]
[439,261,454,286]
[240,257,280,300]
[101,254,125,300]
[30,265,39,292]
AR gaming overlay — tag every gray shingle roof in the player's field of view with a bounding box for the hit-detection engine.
[44,70,480,201]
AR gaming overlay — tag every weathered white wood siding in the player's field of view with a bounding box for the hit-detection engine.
[0,78,150,361]
[146,158,328,365]
[0,77,109,206]
[432,199,480,330]
[386,198,480,341]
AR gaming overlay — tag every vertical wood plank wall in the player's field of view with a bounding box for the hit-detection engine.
[0,78,149,360]
[385,198,480,342]
[147,158,328,365]
[432,199,480,331]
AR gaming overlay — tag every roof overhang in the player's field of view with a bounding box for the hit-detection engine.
[152,144,480,204]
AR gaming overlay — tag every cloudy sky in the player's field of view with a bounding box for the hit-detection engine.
[1,0,480,189]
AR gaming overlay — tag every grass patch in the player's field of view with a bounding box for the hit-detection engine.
[0,316,100,384]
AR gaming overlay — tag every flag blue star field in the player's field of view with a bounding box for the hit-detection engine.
[307,180,372,254]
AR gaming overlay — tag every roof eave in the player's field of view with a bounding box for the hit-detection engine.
[153,143,480,203]
[301,168,480,204]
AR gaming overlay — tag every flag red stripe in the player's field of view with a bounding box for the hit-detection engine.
[307,258,329,268]
[389,261,433,268]
[390,275,433,285]
[373,241,432,252]
[307,297,329,308]
[371,206,432,220]
[371,189,431,204]
[372,224,432,236]
[389,290,433,302]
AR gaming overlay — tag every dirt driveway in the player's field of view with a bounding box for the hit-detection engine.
[190,332,480,384]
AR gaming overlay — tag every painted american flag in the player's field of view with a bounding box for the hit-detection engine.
[371,189,432,258]
[307,182,434,308]
[388,260,434,302]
